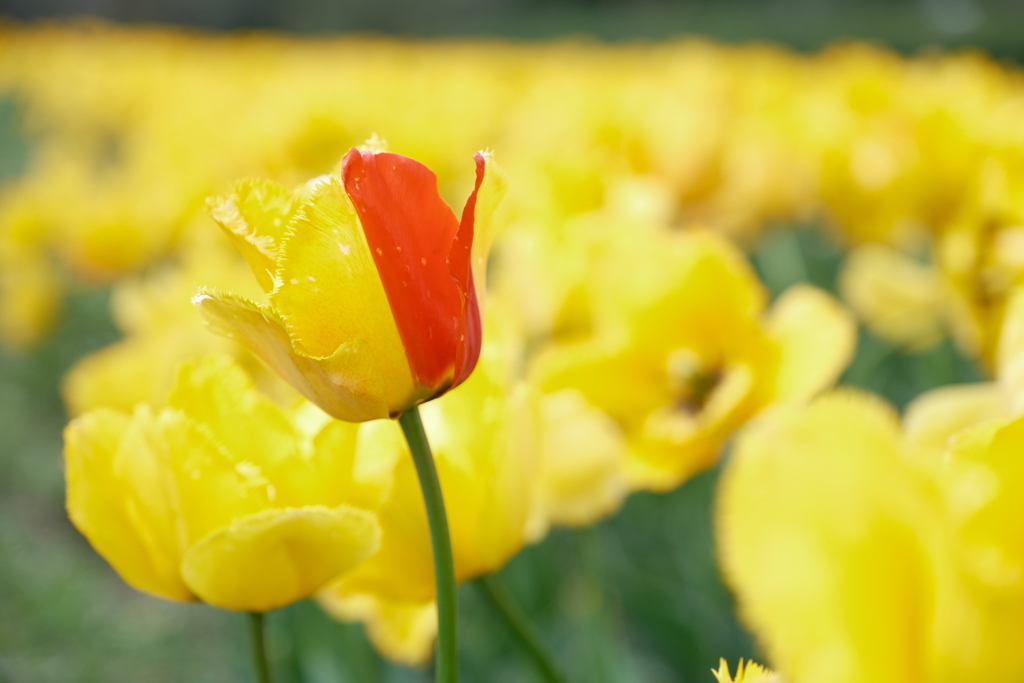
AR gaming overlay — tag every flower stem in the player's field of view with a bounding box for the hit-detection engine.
[477,574,569,683]
[248,612,272,683]
[399,406,458,683]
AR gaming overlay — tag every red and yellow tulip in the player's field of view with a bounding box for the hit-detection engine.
[196,147,506,422]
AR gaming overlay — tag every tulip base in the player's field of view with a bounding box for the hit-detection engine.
[248,612,272,683]
[399,407,459,683]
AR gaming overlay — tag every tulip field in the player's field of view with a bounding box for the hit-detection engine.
[2,22,1024,683]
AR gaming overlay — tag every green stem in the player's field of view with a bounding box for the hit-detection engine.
[399,407,458,683]
[248,612,272,683]
[477,574,569,683]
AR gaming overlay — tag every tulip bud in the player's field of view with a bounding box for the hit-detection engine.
[197,148,506,422]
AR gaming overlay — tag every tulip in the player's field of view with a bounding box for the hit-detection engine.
[318,328,539,664]
[713,659,782,683]
[717,389,1024,683]
[837,243,946,352]
[717,391,948,683]
[62,242,279,417]
[63,355,381,613]
[535,230,856,493]
[528,387,629,535]
[195,148,506,422]
[902,285,1024,464]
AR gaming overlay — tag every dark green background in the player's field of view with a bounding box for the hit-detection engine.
[0,0,1022,60]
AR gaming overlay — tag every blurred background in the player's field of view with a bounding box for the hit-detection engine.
[1,0,1023,55]
[0,1,1008,682]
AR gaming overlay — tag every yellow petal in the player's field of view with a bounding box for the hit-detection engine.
[717,390,950,683]
[268,418,363,509]
[469,151,509,296]
[593,230,767,360]
[946,416,1024,587]
[713,658,782,683]
[149,406,269,548]
[996,285,1024,414]
[167,355,301,475]
[534,388,628,531]
[181,505,380,612]
[194,289,389,421]
[942,416,1024,678]
[339,428,436,603]
[838,243,945,350]
[535,335,669,435]
[425,379,539,579]
[434,315,544,568]
[632,360,756,492]
[317,589,437,666]
[764,284,857,403]
[64,409,193,602]
[269,177,417,410]
[207,179,305,293]
[336,324,539,594]
[265,412,387,511]
[0,252,60,350]
[62,329,233,416]
[903,383,1006,464]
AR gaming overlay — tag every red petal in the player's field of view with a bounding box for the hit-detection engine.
[342,149,463,392]
[449,152,486,387]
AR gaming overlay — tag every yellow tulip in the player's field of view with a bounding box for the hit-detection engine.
[63,355,380,612]
[939,415,1024,676]
[320,591,437,667]
[717,389,1024,682]
[901,285,1024,464]
[718,391,957,683]
[61,240,277,416]
[318,330,539,663]
[0,249,60,351]
[535,230,856,492]
[903,382,1008,464]
[196,149,507,422]
[713,659,783,683]
[837,243,947,351]
[527,387,629,535]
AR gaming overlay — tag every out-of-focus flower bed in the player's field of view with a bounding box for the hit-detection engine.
[5,24,1024,362]
[3,21,1024,683]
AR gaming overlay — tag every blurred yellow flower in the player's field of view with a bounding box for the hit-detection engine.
[718,391,956,683]
[938,415,1024,675]
[838,243,946,350]
[61,239,277,416]
[902,285,1024,463]
[318,331,539,663]
[718,389,1024,682]
[918,409,1024,679]
[527,387,629,535]
[0,249,61,351]
[63,356,380,612]
[536,230,856,492]
[320,591,437,666]
[1,26,1020,359]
